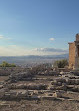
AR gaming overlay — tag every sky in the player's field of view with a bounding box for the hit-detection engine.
[0,0,79,56]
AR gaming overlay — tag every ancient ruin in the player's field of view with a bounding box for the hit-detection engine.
[69,34,79,69]
[0,35,79,110]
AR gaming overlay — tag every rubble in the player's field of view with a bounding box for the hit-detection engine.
[0,67,79,104]
[9,71,33,82]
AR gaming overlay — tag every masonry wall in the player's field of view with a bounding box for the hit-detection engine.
[69,42,75,68]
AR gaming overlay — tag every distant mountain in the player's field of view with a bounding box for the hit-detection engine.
[0,53,69,65]
[17,53,69,59]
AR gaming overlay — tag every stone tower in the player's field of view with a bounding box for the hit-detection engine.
[69,34,79,69]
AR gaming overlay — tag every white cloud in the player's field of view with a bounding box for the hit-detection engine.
[0,46,29,56]
[33,47,68,55]
[0,46,68,56]
[34,48,68,52]
[49,38,54,41]
[0,35,4,39]
[0,35,12,40]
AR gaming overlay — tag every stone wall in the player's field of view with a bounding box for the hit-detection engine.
[69,42,75,68]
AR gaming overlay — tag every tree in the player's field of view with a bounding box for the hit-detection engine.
[0,61,16,67]
[53,59,68,68]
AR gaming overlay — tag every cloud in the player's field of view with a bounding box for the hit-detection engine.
[0,35,12,40]
[0,35,4,39]
[0,46,29,56]
[0,45,68,56]
[34,48,68,52]
[33,47,68,55]
[49,38,54,41]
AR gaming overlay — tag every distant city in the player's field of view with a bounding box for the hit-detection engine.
[0,53,68,66]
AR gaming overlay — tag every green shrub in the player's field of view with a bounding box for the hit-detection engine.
[0,61,16,67]
[53,59,68,68]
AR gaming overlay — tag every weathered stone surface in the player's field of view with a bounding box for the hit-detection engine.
[9,71,33,82]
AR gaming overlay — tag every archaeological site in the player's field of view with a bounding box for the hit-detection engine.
[0,34,79,111]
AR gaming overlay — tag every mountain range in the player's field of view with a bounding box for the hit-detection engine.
[0,53,69,66]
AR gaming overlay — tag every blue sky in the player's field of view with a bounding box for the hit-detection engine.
[0,0,79,56]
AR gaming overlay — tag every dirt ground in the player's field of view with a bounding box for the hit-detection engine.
[0,99,79,111]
